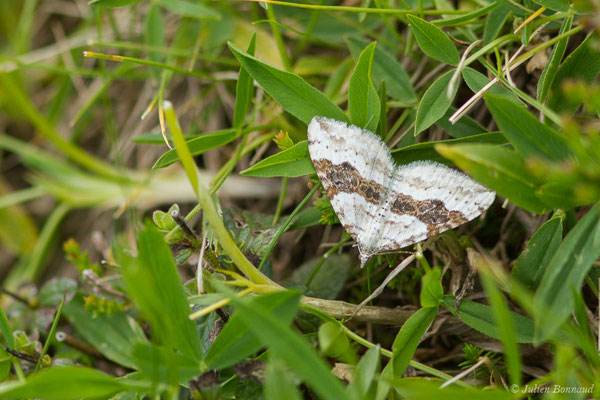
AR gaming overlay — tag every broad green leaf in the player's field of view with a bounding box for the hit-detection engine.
[119,222,203,361]
[415,69,455,135]
[441,296,535,343]
[485,95,570,161]
[533,0,569,11]
[391,306,437,376]
[534,202,600,343]
[483,4,511,45]
[462,68,523,105]
[131,342,201,385]
[288,254,351,300]
[89,0,142,7]
[436,107,486,138]
[265,357,302,400]
[347,346,380,400]
[480,265,522,385]
[537,14,572,102]
[226,290,350,400]
[392,132,506,166]
[511,217,563,290]
[153,130,237,169]
[63,294,148,369]
[420,267,443,307]
[228,42,348,124]
[157,0,220,19]
[348,42,380,132]
[548,35,600,113]
[318,321,350,357]
[407,15,460,66]
[0,366,145,399]
[240,140,314,177]
[435,144,548,213]
[346,37,416,103]
[391,377,513,400]
[205,291,299,370]
[0,306,13,349]
[233,33,256,130]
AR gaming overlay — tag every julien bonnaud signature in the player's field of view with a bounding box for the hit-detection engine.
[510,383,595,394]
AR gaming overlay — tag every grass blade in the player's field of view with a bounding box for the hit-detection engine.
[240,141,314,177]
[391,306,438,376]
[534,202,600,343]
[227,290,350,400]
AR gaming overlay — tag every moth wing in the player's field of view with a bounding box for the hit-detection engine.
[376,161,495,253]
[307,117,395,249]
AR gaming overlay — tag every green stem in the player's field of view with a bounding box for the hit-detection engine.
[83,51,211,79]
[299,302,471,387]
[258,183,320,271]
[164,130,275,243]
[245,0,474,15]
[163,102,277,287]
[415,243,431,273]
[272,177,288,225]
[34,288,68,373]
[12,358,25,382]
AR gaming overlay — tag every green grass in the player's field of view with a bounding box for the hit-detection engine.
[1,0,599,398]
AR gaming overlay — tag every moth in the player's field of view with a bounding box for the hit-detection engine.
[307,116,495,267]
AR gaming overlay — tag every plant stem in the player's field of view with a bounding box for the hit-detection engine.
[163,102,278,287]
[258,183,320,271]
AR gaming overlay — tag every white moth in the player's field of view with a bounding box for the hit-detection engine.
[307,116,495,267]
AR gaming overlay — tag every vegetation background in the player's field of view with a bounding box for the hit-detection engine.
[0,0,599,398]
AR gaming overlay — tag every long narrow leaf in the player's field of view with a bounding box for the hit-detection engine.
[348,42,380,132]
[436,143,548,213]
[240,141,314,177]
[227,291,350,400]
[391,307,438,377]
[534,202,600,343]
[233,34,256,130]
[119,222,203,361]
[485,95,570,161]
[228,42,348,125]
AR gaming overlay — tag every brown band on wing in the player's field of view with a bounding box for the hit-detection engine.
[391,195,467,233]
[313,159,382,205]
[313,158,469,231]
